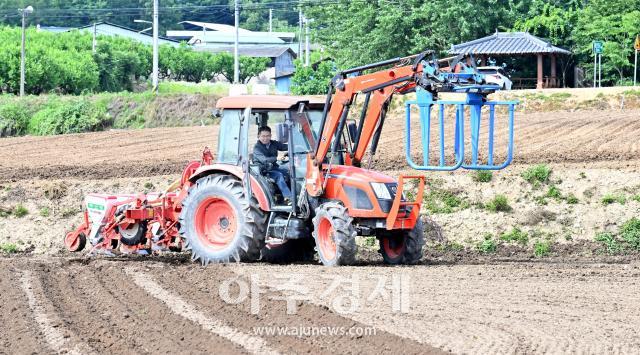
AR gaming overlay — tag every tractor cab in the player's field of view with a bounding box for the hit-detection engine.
[215,95,326,211]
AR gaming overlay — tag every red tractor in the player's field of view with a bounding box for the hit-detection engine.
[65,52,516,266]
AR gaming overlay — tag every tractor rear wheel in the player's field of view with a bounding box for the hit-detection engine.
[378,219,425,265]
[312,202,356,266]
[179,175,266,265]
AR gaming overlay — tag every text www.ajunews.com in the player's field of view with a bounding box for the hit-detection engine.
[252,325,377,338]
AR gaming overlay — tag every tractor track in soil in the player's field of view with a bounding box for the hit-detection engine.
[1,109,639,182]
[0,257,441,354]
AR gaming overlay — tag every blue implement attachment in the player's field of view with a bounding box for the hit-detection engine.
[405,88,517,171]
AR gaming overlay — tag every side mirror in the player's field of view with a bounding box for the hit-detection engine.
[347,120,358,143]
[275,123,289,144]
[212,108,222,118]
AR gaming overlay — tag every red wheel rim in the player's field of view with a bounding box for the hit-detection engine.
[382,235,406,260]
[65,232,80,251]
[317,217,337,260]
[194,197,237,251]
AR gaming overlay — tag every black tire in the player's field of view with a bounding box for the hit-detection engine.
[261,238,316,264]
[312,202,356,266]
[179,175,266,265]
[378,219,425,265]
[118,222,147,246]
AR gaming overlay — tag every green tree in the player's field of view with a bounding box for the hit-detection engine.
[291,60,334,95]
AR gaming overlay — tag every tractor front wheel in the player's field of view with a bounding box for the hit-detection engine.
[312,202,356,266]
[179,175,266,265]
[378,219,425,265]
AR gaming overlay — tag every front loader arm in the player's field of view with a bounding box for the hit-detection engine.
[305,55,425,196]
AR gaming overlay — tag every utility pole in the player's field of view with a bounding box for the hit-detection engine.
[92,23,97,54]
[234,0,239,84]
[152,0,159,93]
[19,5,33,97]
[298,5,303,59]
[304,17,310,67]
[269,8,272,33]
[598,53,602,88]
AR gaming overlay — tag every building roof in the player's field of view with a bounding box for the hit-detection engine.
[216,95,325,109]
[450,31,571,55]
[179,21,253,33]
[188,33,285,45]
[193,46,296,58]
[74,22,180,45]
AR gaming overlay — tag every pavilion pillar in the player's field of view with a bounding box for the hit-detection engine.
[536,54,544,89]
[550,54,557,88]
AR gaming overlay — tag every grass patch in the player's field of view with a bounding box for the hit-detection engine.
[601,193,626,205]
[499,227,528,245]
[144,182,154,189]
[424,189,469,214]
[545,186,562,200]
[61,207,80,218]
[13,204,28,217]
[39,207,50,217]
[521,164,551,186]
[485,194,511,212]
[631,195,640,203]
[477,234,497,253]
[472,170,493,183]
[594,232,623,254]
[0,242,18,254]
[620,218,640,250]
[566,193,579,204]
[158,81,229,95]
[533,240,551,257]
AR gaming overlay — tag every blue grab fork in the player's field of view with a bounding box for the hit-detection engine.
[405,88,517,171]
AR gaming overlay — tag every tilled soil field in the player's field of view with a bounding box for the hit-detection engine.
[2,256,640,354]
[1,105,640,353]
[1,109,639,181]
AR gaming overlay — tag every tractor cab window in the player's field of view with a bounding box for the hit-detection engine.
[248,110,286,157]
[217,109,242,164]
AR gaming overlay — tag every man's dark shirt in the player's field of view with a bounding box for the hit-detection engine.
[253,140,288,173]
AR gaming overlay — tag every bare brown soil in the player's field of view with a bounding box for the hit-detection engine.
[1,109,639,182]
[0,257,438,354]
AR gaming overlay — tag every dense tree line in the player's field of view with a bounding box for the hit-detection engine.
[307,0,640,86]
[0,27,268,95]
[0,0,299,34]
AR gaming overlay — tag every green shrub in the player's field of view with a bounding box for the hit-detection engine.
[499,227,528,245]
[477,234,497,253]
[595,232,623,254]
[28,99,110,135]
[144,182,154,189]
[620,218,640,250]
[533,240,551,257]
[546,186,562,200]
[521,164,552,185]
[632,195,640,203]
[601,193,626,205]
[473,170,493,183]
[0,243,18,254]
[13,204,28,217]
[39,207,50,217]
[0,102,30,137]
[486,194,511,212]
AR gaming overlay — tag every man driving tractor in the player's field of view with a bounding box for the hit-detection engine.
[253,126,292,204]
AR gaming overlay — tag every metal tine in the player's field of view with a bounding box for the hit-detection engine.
[419,103,431,166]
[439,104,445,166]
[488,104,496,166]
[470,105,481,166]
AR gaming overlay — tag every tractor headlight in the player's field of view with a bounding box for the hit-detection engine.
[371,182,392,200]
